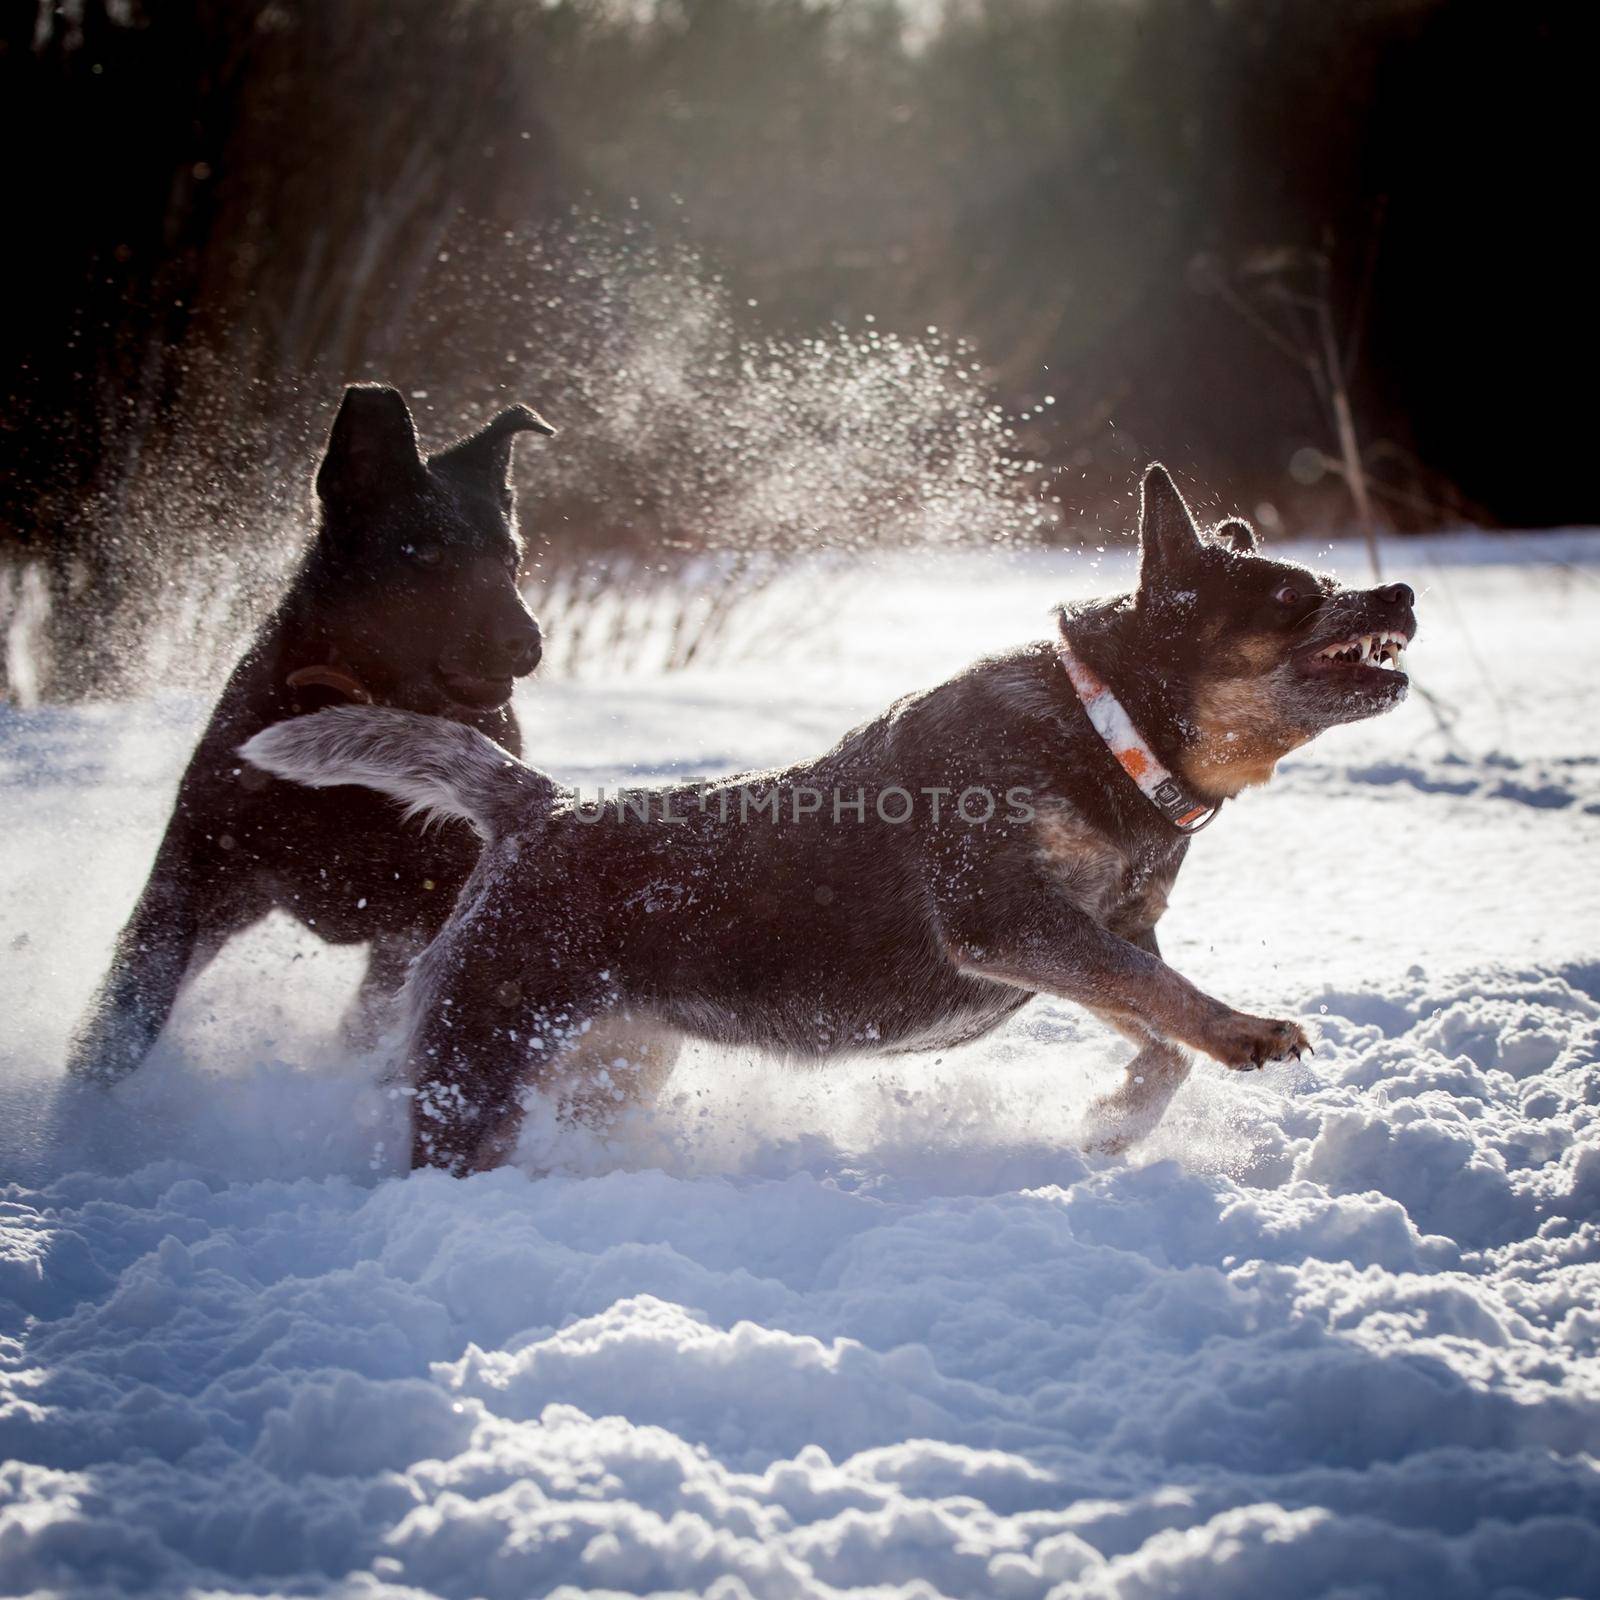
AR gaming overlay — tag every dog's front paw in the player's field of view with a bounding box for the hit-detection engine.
[1206,1011,1311,1071]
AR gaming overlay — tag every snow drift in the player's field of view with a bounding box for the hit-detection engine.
[2,536,1598,1599]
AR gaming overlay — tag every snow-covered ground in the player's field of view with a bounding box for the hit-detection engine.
[3,534,1598,1600]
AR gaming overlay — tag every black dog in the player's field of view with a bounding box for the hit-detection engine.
[245,465,1417,1171]
[67,385,554,1083]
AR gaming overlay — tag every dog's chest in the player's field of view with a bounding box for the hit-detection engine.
[1031,803,1177,933]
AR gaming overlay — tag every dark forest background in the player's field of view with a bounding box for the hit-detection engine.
[2,0,1594,695]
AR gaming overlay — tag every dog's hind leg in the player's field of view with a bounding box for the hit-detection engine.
[415,1009,683,1175]
[405,979,608,1175]
[549,1012,683,1130]
[395,887,603,1173]
[402,965,681,1175]
[341,934,425,1056]
[408,1008,682,1174]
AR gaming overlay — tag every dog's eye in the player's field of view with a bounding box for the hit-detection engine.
[1273,583,1301,607]
[407,544,443,568]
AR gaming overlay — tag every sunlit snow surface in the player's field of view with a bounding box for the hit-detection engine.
[3,535,1599,1599]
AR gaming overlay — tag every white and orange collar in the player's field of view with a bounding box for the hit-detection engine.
[1057,639,1219,834]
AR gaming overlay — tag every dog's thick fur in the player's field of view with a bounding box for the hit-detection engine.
[245,465,1418,1170]
[67,384,555,1084]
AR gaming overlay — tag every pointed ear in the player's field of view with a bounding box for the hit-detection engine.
[429,404,556,503]
[1137,464,1202,589]
[315,385,425,504]
[1212,517,1258,554]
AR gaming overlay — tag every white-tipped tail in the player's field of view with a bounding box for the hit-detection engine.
[240,706,542,843]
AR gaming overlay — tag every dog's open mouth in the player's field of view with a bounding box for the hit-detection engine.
[1297,628,1411,687]
[435,668,515,709]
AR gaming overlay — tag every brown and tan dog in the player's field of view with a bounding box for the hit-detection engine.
[243,464,1417,1171]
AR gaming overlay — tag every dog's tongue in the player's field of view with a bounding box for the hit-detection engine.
[285,664,372,704]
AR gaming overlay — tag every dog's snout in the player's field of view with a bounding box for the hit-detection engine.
[1379,582,1414,609]
[496,614,542,676]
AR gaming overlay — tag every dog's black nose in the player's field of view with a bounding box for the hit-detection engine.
[1379,582,1414,608]
[497,617,542,676]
